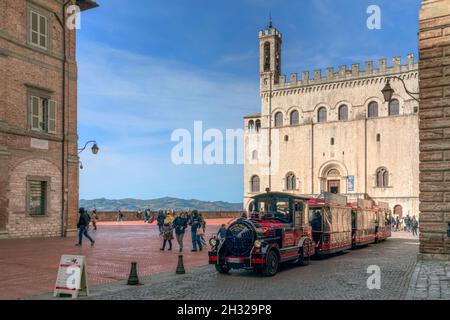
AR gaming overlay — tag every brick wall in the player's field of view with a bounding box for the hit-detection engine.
[418,0,450,260]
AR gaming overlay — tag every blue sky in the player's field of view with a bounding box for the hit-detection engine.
[77,0,421,202]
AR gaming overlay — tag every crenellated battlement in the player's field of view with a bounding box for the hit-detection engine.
[267,54,417,91]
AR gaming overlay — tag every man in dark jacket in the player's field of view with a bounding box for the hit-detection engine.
[173,212,188,252]
[189,210,203,252]
[157,211,166,234]
[76,208,95,247]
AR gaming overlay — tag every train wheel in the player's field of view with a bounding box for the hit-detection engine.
[261,250,279,277]
[215,264,231,274]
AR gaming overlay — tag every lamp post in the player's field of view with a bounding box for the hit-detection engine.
[78,140,99,155]
[381,76,420,103]
[78,141,99,170]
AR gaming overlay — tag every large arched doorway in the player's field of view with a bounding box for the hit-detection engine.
[394,205,403,218]
[326,169,341,194]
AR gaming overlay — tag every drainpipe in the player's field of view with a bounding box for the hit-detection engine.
[268,72,272,191]
[55,0,73,237]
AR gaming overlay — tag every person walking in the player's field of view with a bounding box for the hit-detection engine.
[173,212,188,252]
[116,210,124,224]
[91,208,98,231]
[143,208,148,224]
[189,210,204,252]
[199,213,207,246]
[160,220,174,251]
[395,216,400,232]
[76,208,95,247]
[157,210,166,234]
[411,216,419,236]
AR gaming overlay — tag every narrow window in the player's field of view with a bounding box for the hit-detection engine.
[255,120,261,132]
[388,99,400,116]
[29,9,48,50]
[338,105,348,121]
[264,42,271,72]
[376,168,389,188]
[317,107,327,123]
[368,101,379,118]
[248,120,255,132]
[251,175,260,193]
[30,95,57,134]
[252,150,258,160]
[28,180,47,216]
[286,173,296,191]
[290,110,299,125]
[376,134,381,142]
[331,138,335,145]
[274,112,283,127]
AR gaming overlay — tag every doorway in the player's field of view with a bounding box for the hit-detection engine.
[327,180,340,194]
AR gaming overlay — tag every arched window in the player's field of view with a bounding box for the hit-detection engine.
[376,168,389,188]
[248,120,254,132]
[251,150,258,160]
[255,119,261,132]
[290,110,299,125]
[317,107,327,123]
[286,173,296,191]
[389,99,400,116]
[274,112,283,127]
[368,101,379,118]
[330,137,335,145]
[250,175,260,193]
[338,105,348,121]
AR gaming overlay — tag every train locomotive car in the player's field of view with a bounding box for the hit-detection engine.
[208,192,314,276]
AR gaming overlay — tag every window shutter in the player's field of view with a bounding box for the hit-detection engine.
[30,96,40,130]
[48,100,56,134]
[39,15,47,48]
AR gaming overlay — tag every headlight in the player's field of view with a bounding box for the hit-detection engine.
[254,240,262,248]
[209,238,217,246]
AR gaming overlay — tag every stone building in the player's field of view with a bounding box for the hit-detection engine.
[418,0,450,260]
[0,0,98,238]
[244,21,420,216]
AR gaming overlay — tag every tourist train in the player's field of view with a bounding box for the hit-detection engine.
[208,191,392,276]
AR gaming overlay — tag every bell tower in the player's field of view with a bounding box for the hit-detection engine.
[259,18,282,89]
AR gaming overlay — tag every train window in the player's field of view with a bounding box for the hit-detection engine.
[275,200,291,223]
[294,201,304,226]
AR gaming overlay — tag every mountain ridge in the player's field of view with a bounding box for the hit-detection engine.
[79,197,243,212]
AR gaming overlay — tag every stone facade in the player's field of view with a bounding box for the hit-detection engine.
[0,0,97,238]
[418,0,450,260]
[244,24,420,217]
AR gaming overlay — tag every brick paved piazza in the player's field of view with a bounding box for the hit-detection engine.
[0,220,229,300]
[30,232,425,300]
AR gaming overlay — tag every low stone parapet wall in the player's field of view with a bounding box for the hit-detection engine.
[94,211,243,222]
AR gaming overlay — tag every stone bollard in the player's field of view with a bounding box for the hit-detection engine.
[127,262,140,285]
[176,255,186,274]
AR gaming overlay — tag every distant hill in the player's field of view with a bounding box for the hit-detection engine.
[79,197,243,212]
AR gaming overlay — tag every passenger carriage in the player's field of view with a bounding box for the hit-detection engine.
[308,193,353,255]
[374,201,392,242]
[350,199,377,248]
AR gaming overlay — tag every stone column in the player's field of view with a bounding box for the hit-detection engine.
[418,0,450,260]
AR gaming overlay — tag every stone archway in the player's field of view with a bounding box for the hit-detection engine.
[318,161,348,194]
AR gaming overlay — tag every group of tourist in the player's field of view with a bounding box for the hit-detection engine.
[391,215,419,236]
[157,210,207,252]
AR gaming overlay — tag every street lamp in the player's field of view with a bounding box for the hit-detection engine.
[78,140,100,155]
[381,76,420,103]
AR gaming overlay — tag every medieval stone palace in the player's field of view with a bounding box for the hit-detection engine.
[243,22,419,218]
